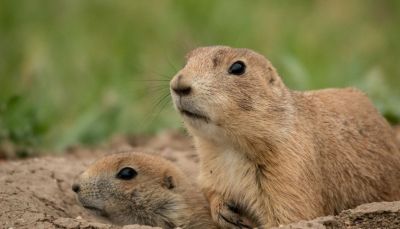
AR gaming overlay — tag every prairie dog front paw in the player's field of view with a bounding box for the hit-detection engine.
[209,194,255,228]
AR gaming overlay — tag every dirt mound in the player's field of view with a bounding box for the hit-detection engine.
[274,201,400,229]
[0,155,99,228]
[1,130,400,228]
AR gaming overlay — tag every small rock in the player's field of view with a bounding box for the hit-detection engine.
[53,218,80,228]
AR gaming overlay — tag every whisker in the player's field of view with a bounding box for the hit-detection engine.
[142,83,169,91]
[147,87,170,94]
[132,79,170,82]
[146,84,169,90]
[152,98,172,123]
[130,61,173,80]
[149,92,171,115]
[140,80,170,94]
[146,70,173,80]
[144,93,172,125]
[165,55,178,72]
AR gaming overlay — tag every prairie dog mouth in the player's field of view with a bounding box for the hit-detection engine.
[83,205,108,217]
[174,97,210,122]
[179,109,210,122]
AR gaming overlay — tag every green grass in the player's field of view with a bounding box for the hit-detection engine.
[1,0,400,151]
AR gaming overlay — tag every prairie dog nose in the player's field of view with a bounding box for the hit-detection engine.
[72,183,80,193]
[171,74,192,96]
[173,85,191,96]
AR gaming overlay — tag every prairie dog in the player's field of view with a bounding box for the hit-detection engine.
[170,46,400,228]
[72,152,216,228]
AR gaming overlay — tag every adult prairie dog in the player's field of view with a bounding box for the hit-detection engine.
[170,46,400,228]
[72,152,216,228]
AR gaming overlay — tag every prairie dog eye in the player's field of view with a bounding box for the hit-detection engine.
[116,167,137,180]
[228,61,246,75]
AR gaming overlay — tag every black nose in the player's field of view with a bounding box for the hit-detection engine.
[172,85,191,96]
[72,183,80,193]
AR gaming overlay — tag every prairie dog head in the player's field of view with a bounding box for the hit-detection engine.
[170,46,292,144]
[72,152,193,228]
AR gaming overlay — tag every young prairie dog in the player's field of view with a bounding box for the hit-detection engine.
[170,46,400,228]
[72,152,216,228]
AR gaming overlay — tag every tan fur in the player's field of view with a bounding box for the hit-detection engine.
[170,46,400,228]
[73,152,216,229]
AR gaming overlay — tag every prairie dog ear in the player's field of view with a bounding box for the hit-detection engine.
[162,173,177,190]
[185,51,193,61]
[267,66,278,83]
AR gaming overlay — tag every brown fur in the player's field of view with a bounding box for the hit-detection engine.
[73,152,216,229]
[170,46,400,228]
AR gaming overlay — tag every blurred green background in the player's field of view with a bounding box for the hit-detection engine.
[1,0,399,152]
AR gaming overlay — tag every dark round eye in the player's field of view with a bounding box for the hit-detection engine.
[116,167,137,180]
[228,61,246,75]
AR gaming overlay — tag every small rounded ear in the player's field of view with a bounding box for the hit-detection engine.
[267,66,278,84]
[162,174,176,190]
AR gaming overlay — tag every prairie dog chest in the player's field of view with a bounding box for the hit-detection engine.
[199,149,261,207]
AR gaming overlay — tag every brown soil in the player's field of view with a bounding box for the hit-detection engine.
[1,129,400,229]
[0,130,196,229]
[274,201,400,229]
